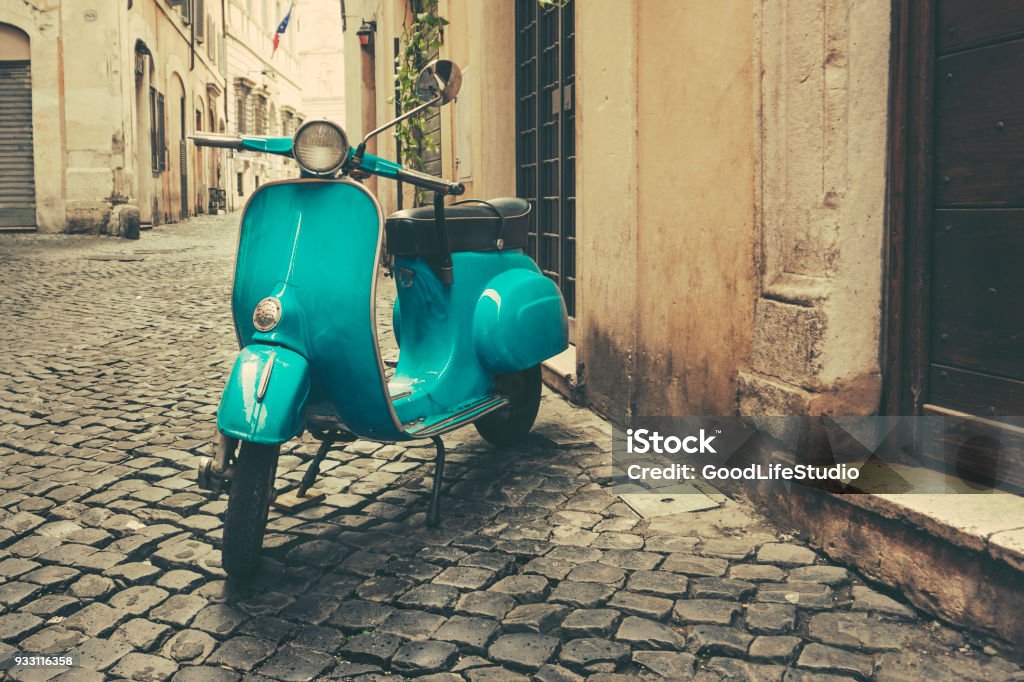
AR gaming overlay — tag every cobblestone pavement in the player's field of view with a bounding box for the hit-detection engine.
[0,213,1021,682]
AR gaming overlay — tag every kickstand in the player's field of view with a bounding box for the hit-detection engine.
[427,436,446,527]
[298,438,334,497]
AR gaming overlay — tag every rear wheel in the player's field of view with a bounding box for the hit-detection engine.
[475,365,542,447]
[222,442,279,580]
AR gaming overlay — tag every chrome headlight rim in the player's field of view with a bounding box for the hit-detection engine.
[292,119,349,177]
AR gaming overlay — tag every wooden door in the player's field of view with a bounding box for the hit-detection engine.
[888,1,1024,488]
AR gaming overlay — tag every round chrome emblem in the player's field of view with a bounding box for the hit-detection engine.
[252,297,282,332]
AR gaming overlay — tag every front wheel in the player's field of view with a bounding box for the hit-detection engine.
[222,442,279,580]
[475,365,542,447]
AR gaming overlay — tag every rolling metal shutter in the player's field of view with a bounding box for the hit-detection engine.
[0,61,35,231]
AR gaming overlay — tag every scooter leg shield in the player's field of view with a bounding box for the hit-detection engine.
[217,345,310,446]
[473,269,569,374]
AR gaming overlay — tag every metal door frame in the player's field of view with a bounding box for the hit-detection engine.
[515,0,576,332]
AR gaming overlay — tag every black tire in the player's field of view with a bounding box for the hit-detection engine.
[475,365,542,447]
[222,442,279,580]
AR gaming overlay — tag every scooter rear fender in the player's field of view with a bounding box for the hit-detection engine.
[218,344,310,446]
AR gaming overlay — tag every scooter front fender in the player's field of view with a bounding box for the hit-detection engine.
[218,345,310,446]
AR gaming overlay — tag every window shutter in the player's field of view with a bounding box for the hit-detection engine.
[196,0,205,41]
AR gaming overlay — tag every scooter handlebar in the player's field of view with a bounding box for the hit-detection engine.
[394,167,465,196]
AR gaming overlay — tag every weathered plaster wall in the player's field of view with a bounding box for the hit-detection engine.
[634,0,757,417]
[576,0,757,421]
[575,0,640,422]
[739,0,891,416]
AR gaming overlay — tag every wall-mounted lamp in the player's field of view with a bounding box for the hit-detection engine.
[357,20,376,50]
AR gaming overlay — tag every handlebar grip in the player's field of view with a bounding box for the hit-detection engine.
[395,167,465,196]
[189,133,244,150]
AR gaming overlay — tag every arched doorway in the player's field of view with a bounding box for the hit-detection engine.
[168,72,186,221]
[0,23,34,231]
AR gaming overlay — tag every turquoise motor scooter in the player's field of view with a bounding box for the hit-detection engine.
[191,61,569,578]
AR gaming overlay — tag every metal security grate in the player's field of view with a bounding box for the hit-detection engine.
[515,0,576,320]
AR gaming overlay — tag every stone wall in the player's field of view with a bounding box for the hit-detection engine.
[739,0,891,417]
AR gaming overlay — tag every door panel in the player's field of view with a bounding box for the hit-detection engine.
[934,39,1024,205]
[0,61,35,230]
[937,0,1024,53]
[930,209,1024,379]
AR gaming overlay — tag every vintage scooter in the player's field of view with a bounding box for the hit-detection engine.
[191,61,568,578]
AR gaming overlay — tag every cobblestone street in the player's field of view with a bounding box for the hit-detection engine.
[0,214,1020,681]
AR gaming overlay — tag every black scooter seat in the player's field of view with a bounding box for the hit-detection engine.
[385,197,530,257]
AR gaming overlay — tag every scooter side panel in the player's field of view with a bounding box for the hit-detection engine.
[218,345,310,445]
[231,180,406,442]
[473,268,569,374]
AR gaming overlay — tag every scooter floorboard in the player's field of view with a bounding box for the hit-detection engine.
[404,394,509,439]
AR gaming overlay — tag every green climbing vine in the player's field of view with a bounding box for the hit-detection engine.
[392,0,448,183]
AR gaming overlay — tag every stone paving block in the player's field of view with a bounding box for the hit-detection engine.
[112,618,172,650]
[455,591,516,620]
[489,633,560,671]
[756,543,818,567]
[0,580,41,608]
[356,575,415,603]
[690,577,756,601]
[109,585,170,615]
[69,636,134,672]
[559,609,621,638]
[728,563,786,583]
[704,657,787,681]
[341,631,404,665]
[599,550,663,571]
[108,652,180,682]
[149,594,206,627]
[744,602,796,634]
[547,581,615,609]
[606,591,673,620]
[787,565,850,586]
[17,624,82,653]
[849,585,915,619]
[797,642,875,678]
[398,583,460,613]
[22,565,80,588]
[62,602,129,637]
[632,650,698,679]
[434,566,497,591]
[502,603,569,634]
[687,623,753,657]
[0,557,39,578]
[534,663,584,682]
[558,637,631,670]
[489,574,550,602]
[107,562,162,585]
[377,609,446,640]
[207,636,275,671]
[189,604,247,637]
[170,667,240,682]
[749,635,802,662]
[22,594,80,618]
[757,582,834,609]
[564,563,625,586]
[522,557,574,581]
[460,552,517,575]
[236,615,294,643]
[659,554,728,577]
[69,575,115,600]
[643,535,700,553]
[392,640,459,676]
[279,594,341,624]
[155,570,205,593]
[614,615,685,650]
[625,570,688,598]
[465,666,530,682]
[432,615,499,652]
[163,629,217,664]
[257,643,333,681]
[807,612,914,652]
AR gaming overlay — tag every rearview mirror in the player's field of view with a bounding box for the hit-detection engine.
[415,60,462,106]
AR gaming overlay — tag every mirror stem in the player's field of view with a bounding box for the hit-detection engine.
[360,95,442,147]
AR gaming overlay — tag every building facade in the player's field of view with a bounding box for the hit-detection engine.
[299,0,346,125]
[223,0,306,210]
[343,0,1024,646]
[0,0,230,233]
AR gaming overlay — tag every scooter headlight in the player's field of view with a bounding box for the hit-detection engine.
[292,119,349,176]
[253,297,281,332]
